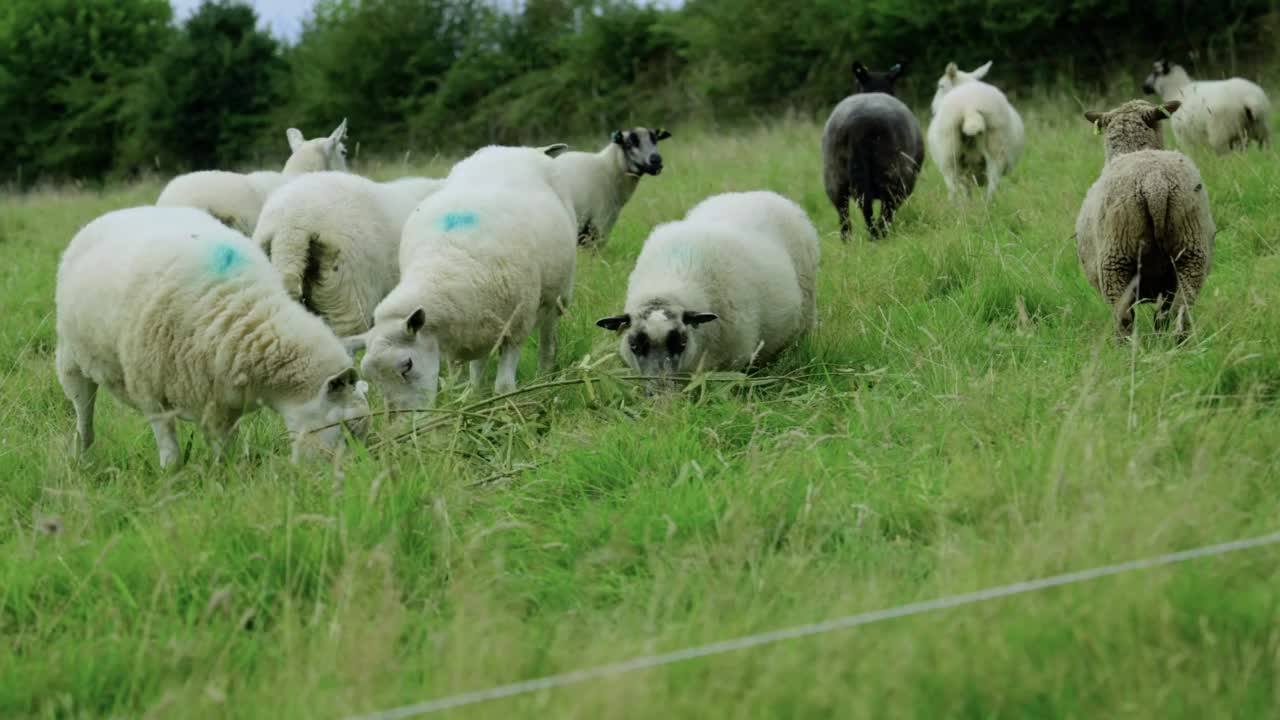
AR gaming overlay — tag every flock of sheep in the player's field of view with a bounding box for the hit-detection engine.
[52,59,1273,468]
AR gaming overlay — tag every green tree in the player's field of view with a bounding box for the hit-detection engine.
[0,0,172,183]
[121,1,285,172]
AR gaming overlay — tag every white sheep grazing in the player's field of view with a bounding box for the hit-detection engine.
[353,144,576,409]
[1076,99,1215,342]
[555,127,671,248]
[595,191,819,378]
[254,171,445,337]
[927,61,1024,201]
[155,120,349,236]
[55,206,371,468]
[1142,60,1272,153]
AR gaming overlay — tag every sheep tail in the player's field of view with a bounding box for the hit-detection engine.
[1138,171,1174,252]
[271,227,323,309]
[961,108,986,137]
[849,132,876,214]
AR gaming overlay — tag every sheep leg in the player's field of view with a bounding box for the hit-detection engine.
[56,353,97,455]
[536,304,559,375]
[1171,251,1209,344]
[879,199,897,236]
[835,191,852,242]
[1102,265,1138,342]
[149,416,182,470]
[206,424,238,464]
[469,359,488,391]
[983,155,1001,202]
[1153,295,1172,334]
[858,194,878,239]
[495,343,521,396]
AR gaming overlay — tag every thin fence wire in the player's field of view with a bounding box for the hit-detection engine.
[346,530,1280,720]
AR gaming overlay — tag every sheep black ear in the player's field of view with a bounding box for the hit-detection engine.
[682,311,718,327]
[612,130,625,145]
[1144,101,1180,127]
[889,62,906,79]
[655,128,672,141]
[406,307,426,335]
[1083,111,1104,124]
[1160,100,1181,117]
[326,367,358,394]
[852,61,868,79]
[540,143,569,158]
[596,314,631,331]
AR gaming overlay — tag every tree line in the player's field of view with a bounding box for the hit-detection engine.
[1,0,1275,185]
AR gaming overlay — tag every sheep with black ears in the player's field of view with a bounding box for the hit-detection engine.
[596,191,819,380]
[821,61,924,240]
[556,127,671,248]
[1076,99,1215,342]
[156,120,349,236]
[1142,60,1271,153]
[254,171,445,337]
[353,144,576,410]
[55,206,371,469]
[926,61,1024,201]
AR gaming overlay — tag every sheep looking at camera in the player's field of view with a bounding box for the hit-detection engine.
[556,127,671,249]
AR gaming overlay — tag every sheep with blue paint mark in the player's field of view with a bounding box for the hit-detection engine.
[596,191,820,380]
[352,144,578,409]
[55,206,371,468]
[156,120,349,236]
[254,171,445,337]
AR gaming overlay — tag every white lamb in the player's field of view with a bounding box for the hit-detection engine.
[156,120,349,236]
[555,127,671,248]
[1142,60,1272,153]
[55,206,371,468]
[596,191,819,378]
[353,144,577,409]
[254,172,445,338]
[927,61,1025,200]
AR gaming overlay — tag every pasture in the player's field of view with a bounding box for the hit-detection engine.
[3,103,1280,718]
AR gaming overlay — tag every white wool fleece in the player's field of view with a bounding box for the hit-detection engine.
[55,206,369,468]
[254,171,444,337]
[927,81,1024,201]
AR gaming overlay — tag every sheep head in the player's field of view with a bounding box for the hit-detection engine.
[1084,99,1181,161]
[612,127,670,177]
[852,61,907,96]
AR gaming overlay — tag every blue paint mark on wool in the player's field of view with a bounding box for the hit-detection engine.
[439,211,479,232]
[209,242,246,276]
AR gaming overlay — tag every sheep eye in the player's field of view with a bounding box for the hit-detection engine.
[628,334,649,356]
[398,357,413,379]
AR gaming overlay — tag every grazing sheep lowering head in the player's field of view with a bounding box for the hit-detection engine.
[284,119,349,174]
[355,307,440,411]
[931,60,992,113]
[597,304,718,377]
[611,127,671,177]
[1084,99,1181,161]
[277,367,372,462]
[852,61,906,95]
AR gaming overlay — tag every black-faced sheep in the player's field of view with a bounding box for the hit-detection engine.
[821,62,924,240]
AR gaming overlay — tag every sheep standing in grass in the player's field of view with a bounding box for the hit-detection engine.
[556,127,671,248]
[254,172,445,337]
[821,61,923,240]
[926,61,1024,201]
[1076,99,1215,342]
[156,120,349,236]
[596,191,819,379]
[1142,60,1272,153]
[55,206,371,468]
[354,145,576,409]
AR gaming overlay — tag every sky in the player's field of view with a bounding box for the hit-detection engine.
[170,0,314,41]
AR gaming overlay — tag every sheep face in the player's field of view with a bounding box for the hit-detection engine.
[597,306,718,379]
[279,367,371,462]
[1141,60,1190,97]
[612,127,671,177]
[852,61,906,96]
[358,307,442,411]
[930,60,992,113]
[1084,99,1180,161]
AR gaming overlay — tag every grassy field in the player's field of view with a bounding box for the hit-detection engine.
[3,96,1280,719]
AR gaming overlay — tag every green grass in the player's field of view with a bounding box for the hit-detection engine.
[3,101,1280,719]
